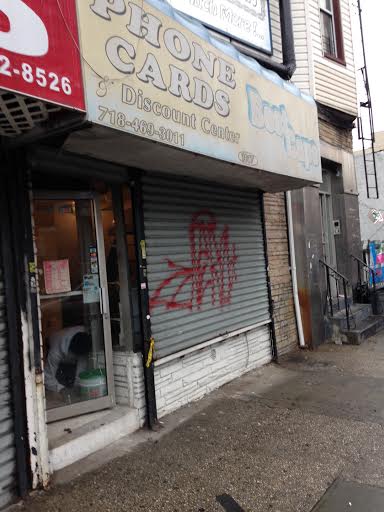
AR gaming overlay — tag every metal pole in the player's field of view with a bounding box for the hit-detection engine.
[326,267,333,317]
[343,279,350,331]
[261,194,278,361]
[358,260,361,287]
[372,269,378,314]
[357,0,379,198]
[132,177,158,429]
[358,0,371,119]
[336,277,340,311]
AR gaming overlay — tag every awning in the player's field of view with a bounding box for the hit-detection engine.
[65,0,322,190]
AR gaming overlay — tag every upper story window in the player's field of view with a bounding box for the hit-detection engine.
[320,0,345,63]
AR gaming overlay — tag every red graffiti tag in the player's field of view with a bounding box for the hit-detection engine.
[150,211,238,311]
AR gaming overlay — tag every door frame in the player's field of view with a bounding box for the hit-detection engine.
[32,190,115,423]
[319,190,337,268]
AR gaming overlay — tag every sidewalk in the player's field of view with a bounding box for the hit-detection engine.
[16,333,384,512]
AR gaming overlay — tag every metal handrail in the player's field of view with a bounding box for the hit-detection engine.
[351,254,377,283]
[319,259,351,330]
[351,253,379,314]
[319,260,349,283]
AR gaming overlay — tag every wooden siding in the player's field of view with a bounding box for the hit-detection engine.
[310,0,357,115]
[291,0,312,93]
[292,0,357,116]
[314,60,357,115]
[270,0,283,63]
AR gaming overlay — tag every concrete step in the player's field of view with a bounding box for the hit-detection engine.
[329,295,353,312]
[341,315,384,345]
[48,406,141,472]
[330,303,372,330]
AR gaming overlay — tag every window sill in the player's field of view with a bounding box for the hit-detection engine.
[323,53,346,66]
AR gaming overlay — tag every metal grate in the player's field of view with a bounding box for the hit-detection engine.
[0,89,61,137]
[142,174,270,359]
[0,252,17,509]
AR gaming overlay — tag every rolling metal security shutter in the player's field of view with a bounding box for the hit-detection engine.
[0,250,17,509]
[143,174,270,359]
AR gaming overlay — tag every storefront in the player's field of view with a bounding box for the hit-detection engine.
[1,0,323,487]
[24,0,321,439]
[26,153,272,429]
[24,157,146,457]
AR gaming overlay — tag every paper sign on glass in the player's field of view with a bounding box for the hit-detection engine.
[83,274,100,304]
[43,259,71,294]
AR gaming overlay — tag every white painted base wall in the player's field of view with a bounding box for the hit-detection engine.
[154,325,272,418]
[113,351,146,425]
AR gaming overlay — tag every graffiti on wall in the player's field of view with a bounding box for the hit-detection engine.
[150,211,238,311]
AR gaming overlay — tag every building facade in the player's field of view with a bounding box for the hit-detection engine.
[288,0,361,346]
[0,0,360,507]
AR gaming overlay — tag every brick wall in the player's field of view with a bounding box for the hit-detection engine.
[263,192,298,356]
[118,326,272,422]
[153,325,271,418]
[318,119,353,152]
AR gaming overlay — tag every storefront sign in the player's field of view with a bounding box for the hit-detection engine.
[0,0,84,109]
[166,0,272,53]
[76,0,321,183]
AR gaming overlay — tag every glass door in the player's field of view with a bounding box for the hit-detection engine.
[33,192,114,422]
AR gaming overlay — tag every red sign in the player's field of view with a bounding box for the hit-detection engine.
[0,0,84,110]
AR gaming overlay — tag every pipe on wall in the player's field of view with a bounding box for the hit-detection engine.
[235,0,296,80]
[286,191,306,348]
[261,0,296,79]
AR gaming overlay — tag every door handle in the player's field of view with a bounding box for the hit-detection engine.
[99,287,104,315]
[99,287,109,319]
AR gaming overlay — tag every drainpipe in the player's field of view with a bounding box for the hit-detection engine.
[279,0,297,78]
[236,0,296,80]
[286,191,306,348]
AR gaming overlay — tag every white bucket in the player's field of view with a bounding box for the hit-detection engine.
[79,369,107,400]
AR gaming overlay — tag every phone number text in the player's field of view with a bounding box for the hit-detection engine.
[0,55,72,96]
[98,106,185,147]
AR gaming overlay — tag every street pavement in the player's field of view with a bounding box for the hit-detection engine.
[14,332,384,511]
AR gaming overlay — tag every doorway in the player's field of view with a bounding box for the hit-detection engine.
[33,192,114,422]
[320,171,337,269]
